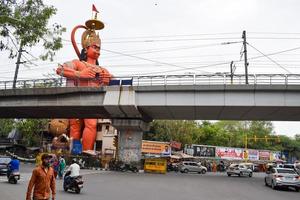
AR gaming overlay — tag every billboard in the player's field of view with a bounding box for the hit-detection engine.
[170,141,182,150]
[193,145,216,157]
[216,147,243,160]
[248,149,259,161]
[142,140,171,156]
[259,150,270,160]
[270,151,281,161]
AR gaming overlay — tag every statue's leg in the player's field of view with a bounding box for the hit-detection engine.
[69,119,82,140]
[82,119,97,151]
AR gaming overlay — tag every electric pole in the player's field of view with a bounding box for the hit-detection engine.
[12,42,23,89]
[230,61,234,84]
[242,30,248,84]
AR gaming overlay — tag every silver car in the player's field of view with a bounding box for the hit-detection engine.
[179,161,207,174]
[227,164,253,177]
[265,167,300,191]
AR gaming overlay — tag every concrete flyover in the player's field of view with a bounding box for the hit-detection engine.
[1,84,300,121]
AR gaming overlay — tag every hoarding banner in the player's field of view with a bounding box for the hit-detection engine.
[142,141,171,156]
[170,141,182,150]
[259,150,270,160]
[270,151,281,161]
[216,147,243,160]
[193,145,216,157]
[247,149,259,160]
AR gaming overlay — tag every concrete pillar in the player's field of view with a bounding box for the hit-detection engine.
[112,119,149,165]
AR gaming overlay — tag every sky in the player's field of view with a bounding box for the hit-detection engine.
[1,0,300,137]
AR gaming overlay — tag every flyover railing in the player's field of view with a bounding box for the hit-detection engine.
[1,74,300,90]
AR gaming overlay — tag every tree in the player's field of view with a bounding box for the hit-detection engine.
[0,119,15,137]
[16,119,48,146]
[0,0,66,84]
[146,120,199,147]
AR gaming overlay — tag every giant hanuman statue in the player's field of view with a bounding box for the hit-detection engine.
[56,5,112,151]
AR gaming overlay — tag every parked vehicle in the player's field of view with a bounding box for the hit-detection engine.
[63,171,84,194]
[119,163,139,173]
[109,160,139,173]
[167,163,179,172]
[227,164,253,177]
[265,167,300,192]
[179,161,207,174]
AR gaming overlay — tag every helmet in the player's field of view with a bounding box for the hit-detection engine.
[72,158,77,164]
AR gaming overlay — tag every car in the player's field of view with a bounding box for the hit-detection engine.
[265,167,300,192]
[0,156,11,175]
[227,163,253,177]
[179,161,207,174]
[279,163,300,175]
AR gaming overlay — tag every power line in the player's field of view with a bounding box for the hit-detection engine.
[102,48,209,73]
[247,43,292,74]
[104,32,242,40]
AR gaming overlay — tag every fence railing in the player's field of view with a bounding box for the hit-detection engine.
[1,74,300,90]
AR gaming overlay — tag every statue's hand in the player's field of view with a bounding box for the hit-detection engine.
[78,67,96,78]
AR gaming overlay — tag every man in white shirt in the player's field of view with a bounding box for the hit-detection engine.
[64,159,80,186]
[67,159,80,177]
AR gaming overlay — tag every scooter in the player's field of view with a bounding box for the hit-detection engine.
[63,171,84,194]
[7,169,20,184]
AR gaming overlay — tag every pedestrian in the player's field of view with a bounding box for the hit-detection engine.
[58,155,66,179]
[26,153,56,200]
[212,161,217,172]
[52,156,59,179]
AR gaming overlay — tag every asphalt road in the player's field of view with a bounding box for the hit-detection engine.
[0,163,299,200]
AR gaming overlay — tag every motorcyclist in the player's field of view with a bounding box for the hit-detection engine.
[7,155,20,178]
[64,159,80,186]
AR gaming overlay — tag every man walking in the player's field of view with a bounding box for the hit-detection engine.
[26,154,56,200]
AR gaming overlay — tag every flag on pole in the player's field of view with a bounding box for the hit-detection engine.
[92,4,99,13]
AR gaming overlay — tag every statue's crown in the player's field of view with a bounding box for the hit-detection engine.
[81,30,101,49]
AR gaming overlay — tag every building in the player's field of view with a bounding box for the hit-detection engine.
[96,119,118,162]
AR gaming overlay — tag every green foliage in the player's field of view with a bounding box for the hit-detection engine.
[0,119,15,137]
[16,119,48,146]
[0,0,66,60]
[146,120,200,146]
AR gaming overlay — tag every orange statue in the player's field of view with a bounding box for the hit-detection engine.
[56,6,112,151]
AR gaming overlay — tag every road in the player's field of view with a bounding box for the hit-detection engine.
[0,163,298,200]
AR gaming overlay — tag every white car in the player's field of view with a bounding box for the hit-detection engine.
[227,164,253,177]
[265,167,300,191]
[179,161,207,174]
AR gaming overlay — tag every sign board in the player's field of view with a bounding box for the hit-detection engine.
[142,140,171,156]
[193,145,216,157]
[248,149,259,161]
[270,151,281,161]
[216,147,243,160]
[259,150,270,160]
[144,158,167,174]
[170,141,182,150]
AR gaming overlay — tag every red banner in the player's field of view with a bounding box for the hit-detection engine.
[170,141,182,150]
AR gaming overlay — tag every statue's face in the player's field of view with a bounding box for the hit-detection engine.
[87,43,100,60]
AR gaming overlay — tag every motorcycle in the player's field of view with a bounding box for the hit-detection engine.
[167,163,179,172]
[7,169,20,184]
[119,163,139,173]
[63,171,84,194]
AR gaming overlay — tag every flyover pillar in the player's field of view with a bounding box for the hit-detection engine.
[112,119,149,165]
